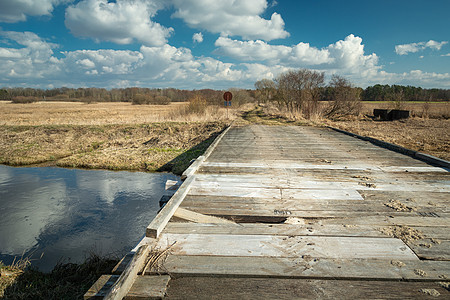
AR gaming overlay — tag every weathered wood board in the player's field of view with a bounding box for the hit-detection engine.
[157,233,418,260]
[91,124,449,298]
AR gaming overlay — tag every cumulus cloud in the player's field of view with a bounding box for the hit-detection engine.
[193,32,203,43]
[215,34,379,74]
[442,53,450,57]
[0,0,68,23]
[1,30,449,89]
[0,31,60,81]
[395,40,448,55]
[65,0,173,46]
[170,0,289,41]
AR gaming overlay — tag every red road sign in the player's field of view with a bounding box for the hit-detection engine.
[223,91,232,101]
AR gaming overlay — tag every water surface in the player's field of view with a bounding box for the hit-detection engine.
[0,165,178,272]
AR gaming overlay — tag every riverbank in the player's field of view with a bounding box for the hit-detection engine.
[0,254,118,299]
[0,122,227,175]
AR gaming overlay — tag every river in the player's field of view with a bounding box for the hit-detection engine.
[0,165,178,272]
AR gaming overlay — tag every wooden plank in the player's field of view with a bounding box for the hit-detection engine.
[146,176,195,238]
[177,207,444,219]
[407,239,450,261]
[189,186,364,200]
[180,199,449,214]
[165,277,450,300]
[112,252,134,275]
[104,244,150,300]
[148,255,450,281]
[125,275,170,300]
[84,275,119,299]
[157,233,418,260]
[191,177,450,192]
[173,207,235,224]
[315,215,450,227]
[164,222,387,237]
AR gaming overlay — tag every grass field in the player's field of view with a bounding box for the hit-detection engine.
[0,101,231,173]
[0,100,448,173]
[360,101,450,119]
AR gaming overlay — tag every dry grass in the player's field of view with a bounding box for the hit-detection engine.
[0,122,226,173]
[0,101,238,125]
[360,101,450,119]
[0,101,234,173]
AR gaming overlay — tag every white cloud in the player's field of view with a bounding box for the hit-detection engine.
[215,34,378,74]
[395,40,448,55]
[65,0,173,46]
[0,31,61,81]
[170,0,289,41]
[441,53,450,57]
[193,32,204,43]
[1,30,449,90]
[0,0,68,23]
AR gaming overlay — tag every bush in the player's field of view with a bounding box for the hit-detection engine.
[151,95,171,105]
[188,94,208,114]
[131,93,152,105]
[11,96,38,104]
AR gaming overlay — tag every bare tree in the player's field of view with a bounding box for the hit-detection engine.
[325,74,361,118]
[254,79,276,105]
[274,69,325,117]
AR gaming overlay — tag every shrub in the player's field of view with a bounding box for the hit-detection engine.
[151,95,171,105]
[188,94,208,114]
[11,96,38,104]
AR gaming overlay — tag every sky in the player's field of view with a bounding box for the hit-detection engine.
[0,0,449,90]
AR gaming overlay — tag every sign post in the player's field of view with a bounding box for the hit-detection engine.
[223,91,232,119]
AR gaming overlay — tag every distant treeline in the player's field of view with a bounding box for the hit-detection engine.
[1,84,449,104]
[0,87,232,105]
[321,85,449,102]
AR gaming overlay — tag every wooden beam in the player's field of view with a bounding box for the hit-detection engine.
[146,176,195,238]
[173,207,235,224]
[104,244,150,300]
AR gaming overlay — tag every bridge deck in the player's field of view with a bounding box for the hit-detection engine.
[89,125,450,299]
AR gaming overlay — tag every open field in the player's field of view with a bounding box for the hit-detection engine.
[0,101,448,173]
[0,101,237,125]
[0,101,231,173]
[361,101,450,119]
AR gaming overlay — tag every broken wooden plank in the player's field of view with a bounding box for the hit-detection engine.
[173,207,235,224]
[407,239,450,261]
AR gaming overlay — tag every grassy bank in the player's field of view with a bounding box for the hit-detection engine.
[0,122,227,174]
[0,255,118,299]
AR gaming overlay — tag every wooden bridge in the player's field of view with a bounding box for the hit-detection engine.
[86,124,450,299]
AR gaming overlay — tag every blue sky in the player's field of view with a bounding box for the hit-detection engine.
[0,0,449,90]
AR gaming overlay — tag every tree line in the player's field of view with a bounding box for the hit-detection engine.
[1,77,448,106]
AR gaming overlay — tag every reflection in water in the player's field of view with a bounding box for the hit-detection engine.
[0,165,178,272]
